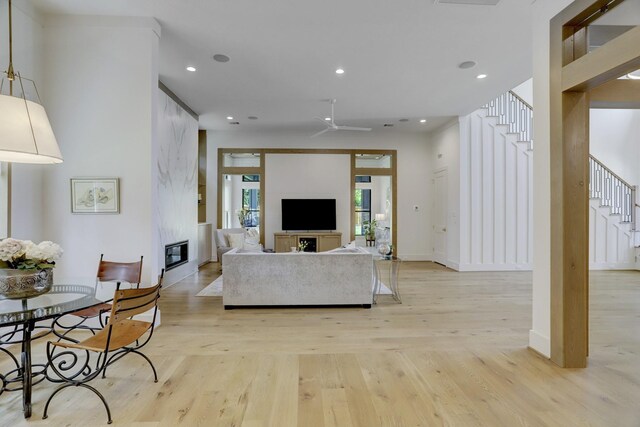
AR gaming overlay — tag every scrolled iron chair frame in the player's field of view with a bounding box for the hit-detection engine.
[43,270,163,425]
[51,255,143,343]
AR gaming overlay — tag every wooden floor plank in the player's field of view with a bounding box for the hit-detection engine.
[0,263,639,426]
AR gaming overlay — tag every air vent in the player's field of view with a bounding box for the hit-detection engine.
[435,0,500,5]
[383,124,394,127]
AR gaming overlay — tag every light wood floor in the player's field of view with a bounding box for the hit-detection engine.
[1,263,639,426]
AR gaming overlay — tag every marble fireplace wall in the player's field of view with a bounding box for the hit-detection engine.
[156,89,199,285]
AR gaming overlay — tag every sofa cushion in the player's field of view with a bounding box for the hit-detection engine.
[228,233,245,249]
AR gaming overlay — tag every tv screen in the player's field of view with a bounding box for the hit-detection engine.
[282,199,336,231]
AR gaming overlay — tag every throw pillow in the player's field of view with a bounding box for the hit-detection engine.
[246,228,259,240]
[228,233,245,249]
[243,240,262,253]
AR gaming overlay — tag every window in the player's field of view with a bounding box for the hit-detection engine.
[355,175,371,183]
[354,189,371,236]
[242,175,260,182]
[241,188,260,228]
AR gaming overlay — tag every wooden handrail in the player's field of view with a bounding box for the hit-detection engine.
[508,90,533,111]
[589,154,634,189]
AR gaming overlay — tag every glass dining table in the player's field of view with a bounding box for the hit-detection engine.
[0,280,115,418]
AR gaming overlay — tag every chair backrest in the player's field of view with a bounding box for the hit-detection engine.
[97,254,143,287]
[108,269,164,323]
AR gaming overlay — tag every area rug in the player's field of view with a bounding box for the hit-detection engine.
[196,276,392,297]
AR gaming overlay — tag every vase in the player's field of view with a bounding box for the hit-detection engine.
[0,269,53,299]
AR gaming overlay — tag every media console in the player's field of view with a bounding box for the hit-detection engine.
[274,232,342,253]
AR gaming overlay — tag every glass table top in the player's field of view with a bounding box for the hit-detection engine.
[0,279,119,327]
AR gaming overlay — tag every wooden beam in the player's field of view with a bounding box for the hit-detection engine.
[561,91,590,368]
[590,79,640,108]
[562,25,640,91]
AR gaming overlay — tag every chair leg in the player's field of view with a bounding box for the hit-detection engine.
[43,382,113,424]
[101,349,158,383]
[130,350,158,383]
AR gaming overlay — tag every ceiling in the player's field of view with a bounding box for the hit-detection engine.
[33,0,534,132]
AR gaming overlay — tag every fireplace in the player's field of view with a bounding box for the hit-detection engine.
[165,240,188,271]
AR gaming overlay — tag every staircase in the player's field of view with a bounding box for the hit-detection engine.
[482,91,640,270]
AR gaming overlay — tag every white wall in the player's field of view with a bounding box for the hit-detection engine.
[156,89,199,285]
[265,154,350,249]
[512,78,533,107]
[41,16,160,283]
[429,120,460,269]
[590,109,640,187]
[207,130,433,260]
[531,0,575,358]
[459,109,533,271]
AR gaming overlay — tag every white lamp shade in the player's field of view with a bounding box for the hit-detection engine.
[0,94,63,164]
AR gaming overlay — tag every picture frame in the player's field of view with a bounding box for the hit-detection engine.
[70,178,120,214]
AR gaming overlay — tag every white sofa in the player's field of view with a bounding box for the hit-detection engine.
[222,248,374,308]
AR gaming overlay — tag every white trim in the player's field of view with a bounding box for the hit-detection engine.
[446,261,460,271]
[528,329,550,358]
[458,263,532,272]
[589,263,636,270]
[399,254,433,261]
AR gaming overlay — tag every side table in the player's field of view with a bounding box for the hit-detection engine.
[373,256,402,303]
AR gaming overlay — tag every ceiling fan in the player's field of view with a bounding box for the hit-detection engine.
[311,99,372,138]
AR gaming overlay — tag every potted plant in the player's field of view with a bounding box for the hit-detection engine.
[0,238,63,299]
[363,218,378,245]
[237,208,249,228]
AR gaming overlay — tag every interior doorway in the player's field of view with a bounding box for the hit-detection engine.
[432,168,448,266]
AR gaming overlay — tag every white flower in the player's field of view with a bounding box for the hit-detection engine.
[30,241,63,263]
[0,238,27,262]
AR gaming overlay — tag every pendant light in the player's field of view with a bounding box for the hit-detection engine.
[0,0,62,164]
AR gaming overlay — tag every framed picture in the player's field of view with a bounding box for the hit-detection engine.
[70,178,120,214]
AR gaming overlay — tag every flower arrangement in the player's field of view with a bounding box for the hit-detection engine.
[0,238,63,270]
[297,241,309,252]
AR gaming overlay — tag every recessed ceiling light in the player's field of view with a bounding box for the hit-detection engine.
[399,119,409,122]
[248,116,258,120]
[186,66,196,72]
[226,116,234,120]
[476,74,488,79]
[213,54,230,63]
[335,68,345,75]
[458,61,477,69]
[420,119,427,123]
[324,117,331,121]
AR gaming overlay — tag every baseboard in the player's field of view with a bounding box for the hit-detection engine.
[589,263,636,270]
[399,254,433,261]
[458,263,533,272]
[446,261,460,271]
[528,330,550,358]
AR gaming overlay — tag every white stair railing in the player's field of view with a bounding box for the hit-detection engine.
[483,91,533,150]
[483,90,638,232]
[589,155,637,230]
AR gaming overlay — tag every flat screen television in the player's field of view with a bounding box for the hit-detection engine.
[282,199,336,231]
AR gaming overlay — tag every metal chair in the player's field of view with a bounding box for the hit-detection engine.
[52,255,143,342]
[43,270,163,424]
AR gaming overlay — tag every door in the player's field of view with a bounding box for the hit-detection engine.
[433,169,447,266]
